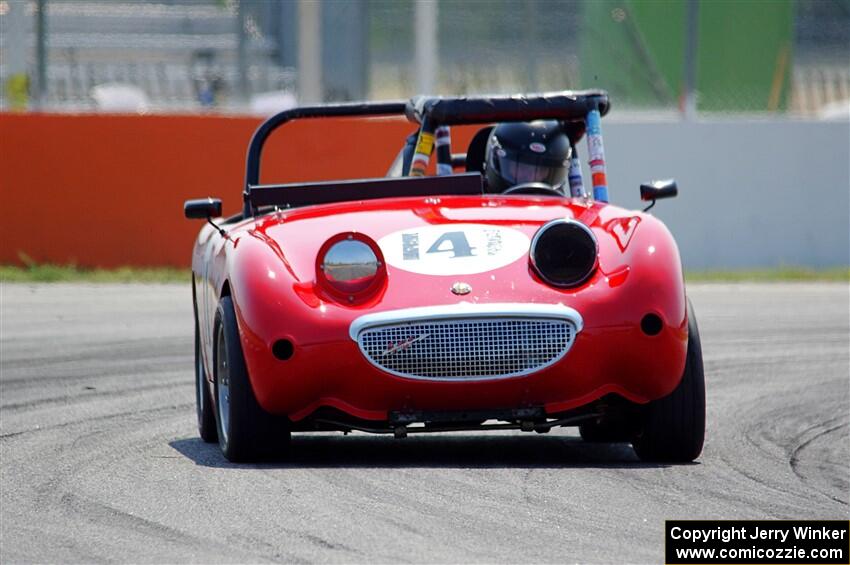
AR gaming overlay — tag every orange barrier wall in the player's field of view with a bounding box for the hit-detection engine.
[0,112,450,267]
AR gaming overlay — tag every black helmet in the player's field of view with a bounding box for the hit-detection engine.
[484,120,571,194]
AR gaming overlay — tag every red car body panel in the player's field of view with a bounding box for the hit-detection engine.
[192,193,688,423]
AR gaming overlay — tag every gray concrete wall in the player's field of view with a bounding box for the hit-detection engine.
[594,120,849,269]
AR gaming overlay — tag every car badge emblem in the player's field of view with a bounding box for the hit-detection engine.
[382,334,429,356]
[529,142,546,153]
[451,281,472,295]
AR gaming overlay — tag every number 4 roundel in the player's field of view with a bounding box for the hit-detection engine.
[378,224,530,275]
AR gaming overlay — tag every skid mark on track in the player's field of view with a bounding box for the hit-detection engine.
[1,352,188,375]
[60,492,204,546]
[57,492,264,562]
[225,533,308,564]
[789,418,849,506]
[0,402,193,440]
[719,381,849,513]
[1,379,188,412]
[0,361,186,388]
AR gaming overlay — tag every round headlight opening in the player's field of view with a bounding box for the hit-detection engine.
[530,219,598,288]
[318,234,385,300]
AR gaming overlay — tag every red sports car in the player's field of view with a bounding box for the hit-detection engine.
[185,91,705,463]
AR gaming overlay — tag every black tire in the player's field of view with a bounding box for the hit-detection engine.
[632,300,706,462]
[194,308,218,443]
[213,295,291,462]
[579,419,634,443]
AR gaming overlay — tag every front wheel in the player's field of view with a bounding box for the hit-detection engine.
[213,295,290,462]
[632,299,706,462]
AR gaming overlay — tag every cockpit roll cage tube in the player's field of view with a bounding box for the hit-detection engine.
[243,90,611,216]
[434,126,453,175]
[403,90,610,125]
[243,101,407,217]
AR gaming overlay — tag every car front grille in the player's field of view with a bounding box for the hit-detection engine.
[357,317,576,380]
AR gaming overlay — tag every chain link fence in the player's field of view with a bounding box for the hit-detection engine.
[0,0,847,117]
[368,0,848,117]
[0,0,295,112]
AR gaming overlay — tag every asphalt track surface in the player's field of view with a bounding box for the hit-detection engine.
[1,283,848,563]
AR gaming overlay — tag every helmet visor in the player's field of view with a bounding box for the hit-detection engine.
[490,148,568,188]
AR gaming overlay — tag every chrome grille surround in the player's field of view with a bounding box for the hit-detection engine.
[350,303,582,381]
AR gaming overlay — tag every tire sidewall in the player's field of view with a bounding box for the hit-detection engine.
[213,294,285,462]
[194,318,205,427]
[194,293,217,442]
[632,298,706,462]
[213,300,234,456]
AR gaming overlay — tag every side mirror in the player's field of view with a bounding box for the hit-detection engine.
[639,179,677,211]
[184,198,222,219]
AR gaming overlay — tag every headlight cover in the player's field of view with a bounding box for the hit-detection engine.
[317,233,386,302]
[530,219,598,288]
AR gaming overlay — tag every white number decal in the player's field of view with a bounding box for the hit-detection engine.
[379,224,530,275]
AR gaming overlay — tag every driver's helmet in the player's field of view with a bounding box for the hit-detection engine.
[484,120,571,194]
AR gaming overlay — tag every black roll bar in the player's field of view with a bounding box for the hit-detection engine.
[243,101,407,217]
[242,90,611,216]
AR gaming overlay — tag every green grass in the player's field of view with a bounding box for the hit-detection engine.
[1,263,847,284]
[685,266,849,283]
[0,263,190,283]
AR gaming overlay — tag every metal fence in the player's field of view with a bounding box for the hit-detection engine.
[0,0,295,112]
[0,0,847,116]
[369,0,848,117]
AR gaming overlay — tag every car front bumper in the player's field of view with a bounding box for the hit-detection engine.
[240,302,688,422]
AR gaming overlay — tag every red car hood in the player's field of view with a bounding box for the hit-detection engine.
[229,194,668,314]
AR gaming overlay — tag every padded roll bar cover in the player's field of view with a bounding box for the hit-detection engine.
[405,90,610,126]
